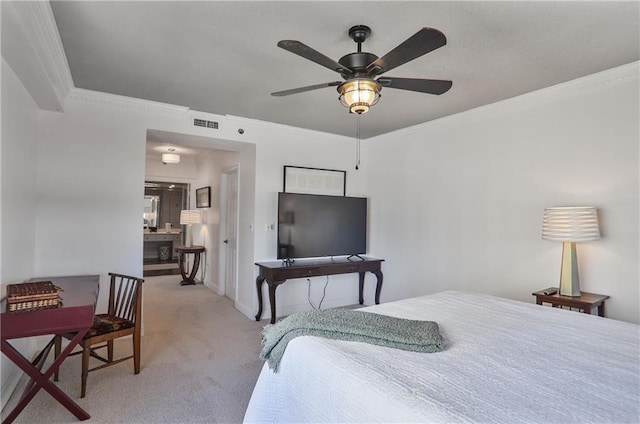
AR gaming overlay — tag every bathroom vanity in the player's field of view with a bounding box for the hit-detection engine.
[143,231,182,262]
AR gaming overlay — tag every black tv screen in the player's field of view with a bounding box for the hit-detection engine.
[277,192,367,259]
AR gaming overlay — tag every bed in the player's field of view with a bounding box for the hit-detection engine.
[244,291,639,423]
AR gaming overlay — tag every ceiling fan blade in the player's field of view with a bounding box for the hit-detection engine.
[278,40,353,75]
[377,77,452,95]
[366,28,447,77]
[271,81,343,97]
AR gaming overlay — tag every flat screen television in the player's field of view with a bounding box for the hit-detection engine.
[277,192,367,260]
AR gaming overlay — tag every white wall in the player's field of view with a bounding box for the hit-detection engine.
[0,59,38,285]
[207,117,364,319]
[145,153,197,182]
[238,120,369,318]
[363,63,639,323]
[191,148,240,293]
[29,90,362,323]
[33,96,254,312]
[0,57,41,407]
[35,100,150,288]
[207,146,241,298]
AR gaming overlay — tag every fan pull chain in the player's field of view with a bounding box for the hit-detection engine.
[355,115,361,170]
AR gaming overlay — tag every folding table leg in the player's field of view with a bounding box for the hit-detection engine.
[1,330,90,424]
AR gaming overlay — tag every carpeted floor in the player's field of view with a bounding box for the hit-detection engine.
[2,275,266,423]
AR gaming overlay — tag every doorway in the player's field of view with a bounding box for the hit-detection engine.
[143,181,189,277]
[145,129,256,317]
[220,166,239,301]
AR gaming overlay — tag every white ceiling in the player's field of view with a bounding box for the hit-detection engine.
[50,1,639,139]
[146,129,242,159]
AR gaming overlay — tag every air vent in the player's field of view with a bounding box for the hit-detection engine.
[194,118,218,129]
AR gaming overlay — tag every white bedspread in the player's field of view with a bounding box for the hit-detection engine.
[244,291,640,423]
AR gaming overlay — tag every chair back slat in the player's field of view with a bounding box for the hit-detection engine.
[108,273,143,322]
[57,272,144,398]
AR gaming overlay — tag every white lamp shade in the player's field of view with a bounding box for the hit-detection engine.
[162,153,180,164]
[180,210,202,225]
[542,206,600,242]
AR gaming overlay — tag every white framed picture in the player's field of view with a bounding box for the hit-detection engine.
[283,166,346,196]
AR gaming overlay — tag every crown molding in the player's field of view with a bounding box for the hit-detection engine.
[189,110,227,122]
[67,88,190,117]
[369,61,639,143]
[11,1,74,108]
[64,90,351,142]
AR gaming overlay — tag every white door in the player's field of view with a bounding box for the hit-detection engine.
[221,167,239,301]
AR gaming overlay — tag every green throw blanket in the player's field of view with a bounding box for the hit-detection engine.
[260,309,444,372]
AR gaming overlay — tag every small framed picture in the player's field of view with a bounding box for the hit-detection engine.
[196,186,211,208]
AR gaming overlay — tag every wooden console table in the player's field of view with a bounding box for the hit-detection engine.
[175,245,205,285]
[255,257,384,324]
[1,275,99,424]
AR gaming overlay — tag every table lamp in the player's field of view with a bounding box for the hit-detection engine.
[180,210,202,247]
[542,206,600,296]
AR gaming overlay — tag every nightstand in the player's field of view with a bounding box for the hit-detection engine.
[532,288,609,317]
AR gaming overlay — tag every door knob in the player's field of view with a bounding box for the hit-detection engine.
[223,240,229,244]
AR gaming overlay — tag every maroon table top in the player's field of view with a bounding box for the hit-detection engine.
[1,275,99,339]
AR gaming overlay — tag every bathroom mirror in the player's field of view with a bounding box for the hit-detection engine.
[143,195,159,228]
[144,181,189,230]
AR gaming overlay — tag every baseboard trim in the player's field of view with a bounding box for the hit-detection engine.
[234,300,258,322]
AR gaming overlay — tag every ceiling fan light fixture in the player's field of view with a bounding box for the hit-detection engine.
[162,148,180,164]
[338,79,381,114]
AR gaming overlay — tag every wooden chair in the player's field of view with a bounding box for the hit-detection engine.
[54,272,144,398]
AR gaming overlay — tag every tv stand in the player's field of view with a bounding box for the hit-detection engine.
[347,254,365,261]
[255,257,384,324]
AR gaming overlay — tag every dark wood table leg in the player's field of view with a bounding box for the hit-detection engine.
[177,252,189,283]
[358,272,365,305]
[179,251,201,285]
[583,305,592,315]
[372,270,383,304]
[268,281,278,324]
[598,302,606,317]
[255,277,288,323]
[255,276,265,321]
[264,280,285,324]
[188,252,201,282]
[2,331,90,424]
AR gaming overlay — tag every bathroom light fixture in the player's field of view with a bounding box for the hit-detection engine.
[162,148,180,164]
[338,79,381,114]
[542,206,600,296]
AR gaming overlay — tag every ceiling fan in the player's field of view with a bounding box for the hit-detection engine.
[272,25,452,114]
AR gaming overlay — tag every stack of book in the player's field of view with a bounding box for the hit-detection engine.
[6,281,61,312]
